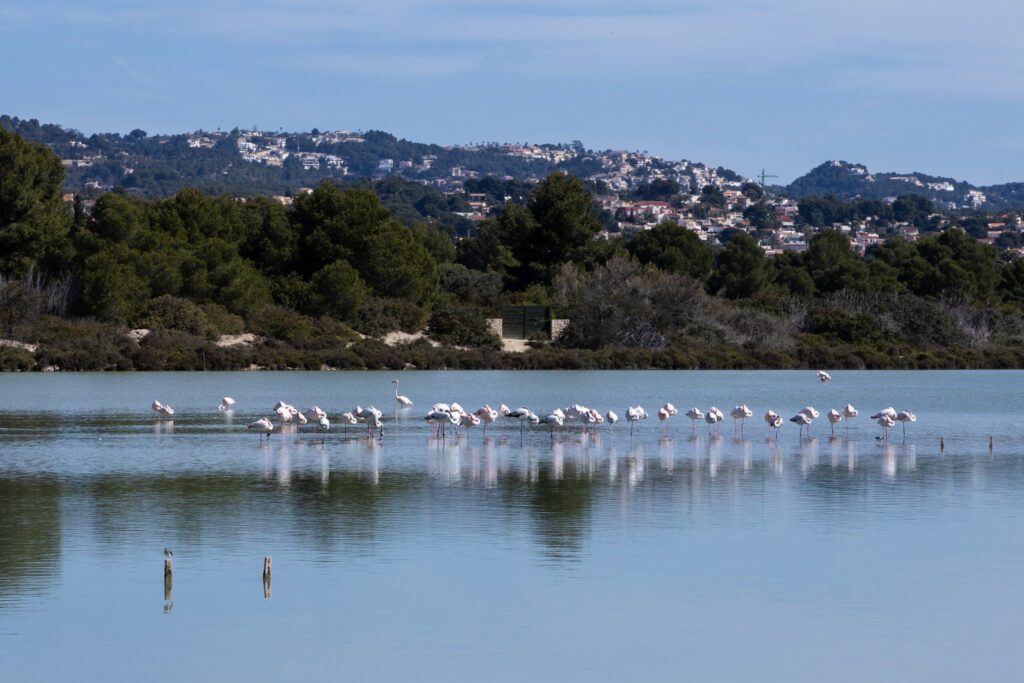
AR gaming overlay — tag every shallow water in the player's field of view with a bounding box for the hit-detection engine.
[1,370,1022,682]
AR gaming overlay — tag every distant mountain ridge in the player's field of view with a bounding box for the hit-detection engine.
[781,160,1024,211]
[3,114,1023,210]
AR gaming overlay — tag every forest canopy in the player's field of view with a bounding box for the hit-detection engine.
[2,128,1024,371]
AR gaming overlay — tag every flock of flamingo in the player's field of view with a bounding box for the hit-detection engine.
[149,373,917,444]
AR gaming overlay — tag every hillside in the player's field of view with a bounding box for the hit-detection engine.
[782,160,1021,210]
[0,115,734,204]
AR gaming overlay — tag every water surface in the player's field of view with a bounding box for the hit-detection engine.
[1,371,1021,682]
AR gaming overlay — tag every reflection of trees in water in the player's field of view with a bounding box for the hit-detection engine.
[499,461,594,562]
[82,470,418,555]
[285,471,418,552]
[7,445,1024,595]
[0,477,62,599]
[87,475,256,551]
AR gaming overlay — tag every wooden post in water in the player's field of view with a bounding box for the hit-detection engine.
[989,436,994,452]
[164,558,173,601]
[940,437,944,452]
[263,556,272,599]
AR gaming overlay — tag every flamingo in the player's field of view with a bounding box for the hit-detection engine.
[275,404,294,427]
[459,412,481,437]
[506,406,533,433]
[790,412,812,436]
[539,412,564,440]
[366,410,384,440]
[314,414,330,442]
[392,379,413,408]
[356,405,384,438]
[730,404,753,435]
[896,410,916,438]
[685,407,704,433]
[606,410,619,426]
[152,400,174,417]
[474,405,499,434]
[827,408,842,436]
[565,404,588,423]
[765,411,783,438]
[338,411,358,435]
[218,397,236,412]
[842,404,858,433]
[659,403,678,428]
[247,417,274,442]
[705,407,723,436]
[799,406,819,432]
[426,409,458,438]
[817,370,832,383]
[304,405,326,419]
[876,413,895,441]
[625,406,646,435]
[871,408,897,441]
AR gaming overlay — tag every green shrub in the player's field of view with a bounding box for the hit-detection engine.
[355,296,424,336]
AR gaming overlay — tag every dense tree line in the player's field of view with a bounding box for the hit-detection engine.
[3,128,1024,371]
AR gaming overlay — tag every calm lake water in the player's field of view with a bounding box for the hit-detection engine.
[1,370,1023,682]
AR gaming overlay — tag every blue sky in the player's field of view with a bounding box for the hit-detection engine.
[2,0,1022,184]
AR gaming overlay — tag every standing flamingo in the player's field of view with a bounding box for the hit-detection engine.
[474,405,498,434]
[506,406,533,434]
[765,411,783,438]
[799,406,819,432]
[685,407,704,434]
[705,407,723,436]
[356,405,384,438]
[338,411,358,435]
[658,403,676,430]
[459,412,481,437]
[730,405,753,435]
[426,408,459,438]
[896,410,916,438]
[842,404,858,434]
[625,406,647,435]
[539,412,564,440]
[606,410,619,427]
[247,417,274,442]
[314,414,330,442]
[790,412,812,437]
[218,397,236,412]
[827,408,842,436]
[876,413,896,441]
[392,379,413,408]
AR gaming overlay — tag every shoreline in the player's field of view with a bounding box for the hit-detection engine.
[3,343,1022,372]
